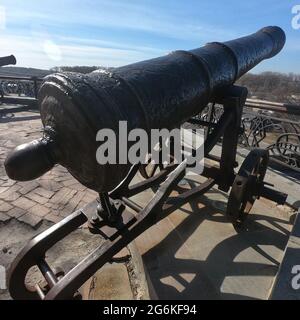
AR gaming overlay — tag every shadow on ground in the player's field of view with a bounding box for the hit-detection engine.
[141,190,292,300]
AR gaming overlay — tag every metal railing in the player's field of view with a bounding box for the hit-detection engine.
[191,98,300,172]
[0,75,43,108]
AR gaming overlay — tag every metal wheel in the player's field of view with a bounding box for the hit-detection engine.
[226,148,269,227]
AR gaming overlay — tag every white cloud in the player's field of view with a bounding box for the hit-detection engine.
[43,40,62,62]
[0,33,166,69]
[5,1,235,42]
[56,35,167,56]
[0,1,238,69]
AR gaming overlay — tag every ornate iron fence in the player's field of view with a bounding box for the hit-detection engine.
[191,99,300,172]
[0,75,43,109]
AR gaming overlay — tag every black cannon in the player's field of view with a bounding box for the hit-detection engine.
[5,26,288,300]
[5,26,285,192]
[0,54,16,67]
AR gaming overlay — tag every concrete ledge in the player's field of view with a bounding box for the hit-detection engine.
[270,209,300,300]
[127,241,157,300]
[80,242,155,300]
[0,96,38,107]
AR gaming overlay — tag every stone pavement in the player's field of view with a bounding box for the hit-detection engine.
[0,107,98,228]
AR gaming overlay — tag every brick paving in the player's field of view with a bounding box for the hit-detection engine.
[0,107,98,228]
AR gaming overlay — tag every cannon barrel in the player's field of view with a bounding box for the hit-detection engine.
[0,55,17,67]
[5,26,285,192]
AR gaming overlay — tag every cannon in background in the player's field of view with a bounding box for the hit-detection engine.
[0,54,16,67]
[5,27,289,300]
[5,26,285,192]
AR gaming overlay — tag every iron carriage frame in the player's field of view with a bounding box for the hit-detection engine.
[8,85,287,300]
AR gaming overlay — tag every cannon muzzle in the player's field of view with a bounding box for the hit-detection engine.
[5,26,286,192]
[0,55,17,67]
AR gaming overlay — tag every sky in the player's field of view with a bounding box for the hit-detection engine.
[0,0,299,73]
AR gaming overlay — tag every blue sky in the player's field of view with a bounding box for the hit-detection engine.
[0,0,299,73]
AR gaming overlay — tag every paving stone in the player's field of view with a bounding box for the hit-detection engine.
[62,179,78,187]
[28,204,50,217]
[44,202,54,208]
[49,188,72,204]
[19,181,39,195]
[50,210,60,216]
[26,192,48,205]
[33,188,55,199]
[50,188,78,210]
[0,212,11,222]
[13,197,36,210]
[44,213,62,224]
[0,186,9,195]
[6,207,26,218]
[53,166,68,174]
[65,191,86,213]
[50,203,60,210]
[83,190,98,203]
[0,185,21,201]
[18,213,42,228]
[59,208,73,218]
[38,180,61,192]
[3,140,16,148]
[76,200,88,210]
[0,201,13,212]
[54,175,72,182]
[1,179,15,187]
[70,183,87,191]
